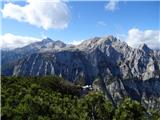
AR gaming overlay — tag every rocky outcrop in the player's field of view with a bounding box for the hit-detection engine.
[93,77,160,110]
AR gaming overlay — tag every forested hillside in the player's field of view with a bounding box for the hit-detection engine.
[1,76,160,120]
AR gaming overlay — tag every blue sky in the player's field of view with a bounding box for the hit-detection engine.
[1,0,160,49]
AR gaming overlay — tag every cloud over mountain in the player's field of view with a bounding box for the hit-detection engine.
[0,33,41,49]
[126,28,160,50]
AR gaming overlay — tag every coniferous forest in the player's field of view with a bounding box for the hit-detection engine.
[1,76,160,120]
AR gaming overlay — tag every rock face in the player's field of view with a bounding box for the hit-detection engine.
[2,35,160,109]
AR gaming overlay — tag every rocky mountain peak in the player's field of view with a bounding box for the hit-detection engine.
[42,37,53,43]
[52,40,66,48]
[105,35,117,41]
[54,40,65,44]
[76,35,119,51]
[97,35,118,45]
[138,43,152,53]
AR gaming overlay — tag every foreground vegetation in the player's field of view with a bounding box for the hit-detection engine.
[1,76,160,120]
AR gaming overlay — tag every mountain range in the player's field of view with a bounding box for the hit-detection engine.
[1,35,160,109]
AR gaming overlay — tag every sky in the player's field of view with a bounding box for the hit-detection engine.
[0,0,160,49]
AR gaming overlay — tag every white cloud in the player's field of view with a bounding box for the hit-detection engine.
[0,33,41,50]
[1,0,70,30]
[97,21,107,27]
[41,31,47,39]
[125,28,160,50]
[105,0,118,11]
[68,39,84,45]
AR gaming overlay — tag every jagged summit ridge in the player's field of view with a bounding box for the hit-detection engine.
[138,43,152,53]
[2,35,159,81]
[42,37,53,43]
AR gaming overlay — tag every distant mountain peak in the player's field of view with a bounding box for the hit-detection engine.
[53,40,66,47]
[138,43,152,53]
[99,35,117,43]
[42,37,53,43]
[106,35,116,40]
[55,40,64,43]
